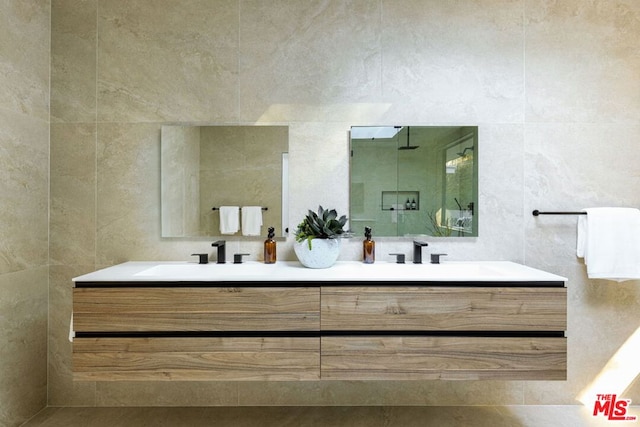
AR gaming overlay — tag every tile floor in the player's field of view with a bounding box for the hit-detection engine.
[21,405,639,426]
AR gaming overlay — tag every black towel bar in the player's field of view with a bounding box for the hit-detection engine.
[532,210,586,216]
[212,207,268,211]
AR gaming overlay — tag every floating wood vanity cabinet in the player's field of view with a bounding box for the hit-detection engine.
[320,286,567,332]
[320,285,566,381]
[73,286,319,332]
[72,285,321,381]
[73,336,320,381]
[72,261,567,382]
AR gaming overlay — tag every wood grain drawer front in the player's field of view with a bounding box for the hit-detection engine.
[321,336,566,381]
[73,337,320,381]
[321,287,566,331]
[73,287,319,332]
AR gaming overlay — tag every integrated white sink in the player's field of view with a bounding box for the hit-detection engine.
[74,260,566,283]
[134,263,264,279]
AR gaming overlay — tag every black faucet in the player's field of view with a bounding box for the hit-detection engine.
[413,241,429,264]
[233,253,250,264]
[211,240,226,264]
[430,253,447,264]
[191,253,209,264]
[389,253,406,264]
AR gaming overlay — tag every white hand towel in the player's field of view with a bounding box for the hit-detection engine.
[218,206,239,234]
[241,206,263,236]
[577,207,640,282]
[390,204,402,223]
[69,313,74,342]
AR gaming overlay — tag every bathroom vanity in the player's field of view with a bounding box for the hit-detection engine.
[72,261,567,381]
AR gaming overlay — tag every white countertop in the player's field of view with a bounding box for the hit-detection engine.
[72,261,567,283]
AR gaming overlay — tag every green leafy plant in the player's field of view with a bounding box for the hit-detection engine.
[426,210,453,237]
[295,206,348,249]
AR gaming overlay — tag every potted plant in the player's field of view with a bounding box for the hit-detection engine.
[294,206,348,268]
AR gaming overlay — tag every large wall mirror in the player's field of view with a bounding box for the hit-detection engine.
[161,125,289,238]
[350,126,478,237]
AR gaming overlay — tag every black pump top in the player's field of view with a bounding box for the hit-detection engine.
[267,227,275,239]
[364,226,372,240]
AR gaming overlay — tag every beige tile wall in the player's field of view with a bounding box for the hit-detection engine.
[49,0,640,407]
[0,1,50,426]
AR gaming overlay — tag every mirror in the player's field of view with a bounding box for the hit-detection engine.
[350,126,478,237]
[161,125,288,238]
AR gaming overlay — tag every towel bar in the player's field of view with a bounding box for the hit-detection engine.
[532,210,586,216]
[212,207,268,211]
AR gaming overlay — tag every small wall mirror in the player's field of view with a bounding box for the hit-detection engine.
[350,126,478,237]
[161,125,289,238]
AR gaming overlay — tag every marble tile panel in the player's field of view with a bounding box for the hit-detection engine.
[524,265,640,405]
[0,267,48,427]
[237,381,323,406]
[572,280,640,385]
[96,123,162,264]
[51,0,97,123]
[95,123,211,264]
[0,0,50,121]
[524,123,640,268]
[97,0,239,123]
[50,123,96,266]
[96,382,239,407]
[285,121,351,256]
[469,124,525,261]
[238,0,382,122]
[26,406,628,427]
[494,405,638,427]
[238,380,524,406]
[386,406,524,427]
[381,0,524,124]
[0,109,49,275]
[48,265,97,407]
[24,407,387,427]
[287,122,350,224]
[525,0,640,123]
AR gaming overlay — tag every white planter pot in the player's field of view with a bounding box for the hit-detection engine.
[294,238,341,269]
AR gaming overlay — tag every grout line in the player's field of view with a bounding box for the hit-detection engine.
[46,0,52,410]
[94,0,100,270]
[521,0,527,265]
[522,0,527,124]
[237,0,241,122]
[379,0,383,99]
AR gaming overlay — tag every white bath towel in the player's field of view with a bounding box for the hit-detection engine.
[218,206,239,234]
[577,207,640,282]
[241,206,263,236]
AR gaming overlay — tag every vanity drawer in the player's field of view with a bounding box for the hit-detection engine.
[73,337,320,381]
[321,336,566,381]
[321,286,566,332]
[73,287,319,332]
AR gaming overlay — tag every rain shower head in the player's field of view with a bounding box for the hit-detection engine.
[398,127,419,150]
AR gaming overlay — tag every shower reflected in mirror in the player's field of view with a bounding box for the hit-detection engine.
[350,126,478,237]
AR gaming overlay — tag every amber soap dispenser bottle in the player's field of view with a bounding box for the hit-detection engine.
[264,226,276,264]
[363,226,375,264]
